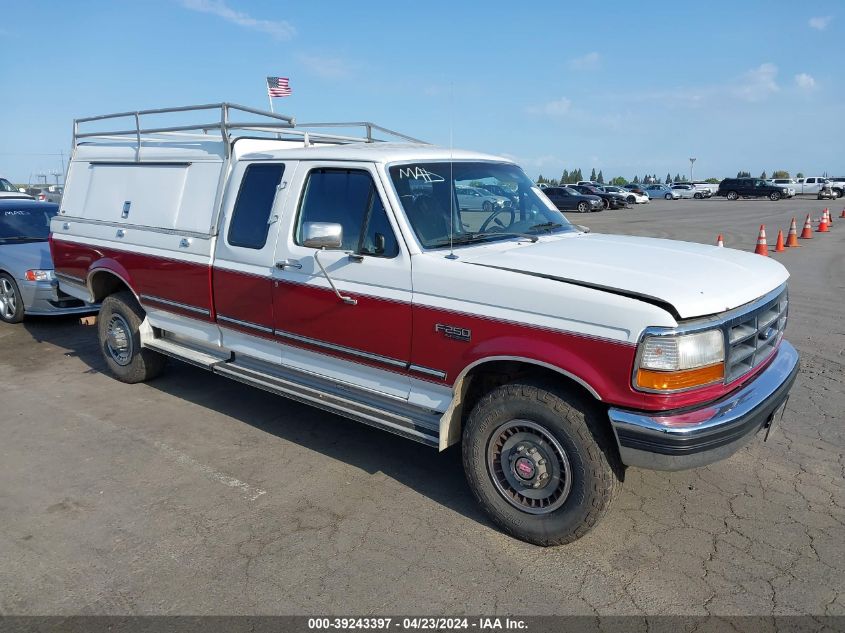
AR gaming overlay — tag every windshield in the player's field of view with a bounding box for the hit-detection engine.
[389,162,575,249]
[0,205,57,241]
[0,178,19,193]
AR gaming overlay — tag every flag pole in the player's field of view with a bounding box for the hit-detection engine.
[267,91,275,114]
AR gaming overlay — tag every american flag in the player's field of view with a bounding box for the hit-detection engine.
[267,76,292,97]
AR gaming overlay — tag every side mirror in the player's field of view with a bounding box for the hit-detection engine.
[302,222,343,249]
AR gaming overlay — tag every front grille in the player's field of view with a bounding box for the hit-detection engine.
[724,289,788,383]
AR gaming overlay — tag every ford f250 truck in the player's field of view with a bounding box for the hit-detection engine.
[50,104,799,545]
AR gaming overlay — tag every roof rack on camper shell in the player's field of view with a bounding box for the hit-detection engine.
[72,102,427,159]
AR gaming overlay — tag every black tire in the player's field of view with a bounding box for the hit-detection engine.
[694,192,702,199]
[627,195,636,204]
[98,291,166,383]
[726,191,739,200]
[601,198,610,210]
[577,201,589,213]
[462,381,622,546]
[664,193,673,200]
[769,192,781,201]
[482,200,493,213]
[0,273,25,324]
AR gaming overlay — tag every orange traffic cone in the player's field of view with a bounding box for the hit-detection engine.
[785,217,800,247]
[716,234,724,247]
[800,214,814,239]
[754,225,769,256]
[826,208,834,226]
[839,208,845,219]
[774,229,785,252]
[818,212,830,233]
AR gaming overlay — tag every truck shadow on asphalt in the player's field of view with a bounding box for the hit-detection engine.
[23,317,493,531]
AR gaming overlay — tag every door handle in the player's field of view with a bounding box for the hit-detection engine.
[275,259,302,270]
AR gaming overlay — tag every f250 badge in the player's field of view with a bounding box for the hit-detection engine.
[435,323,471,342]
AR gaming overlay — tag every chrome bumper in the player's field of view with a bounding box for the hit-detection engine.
[608,341,800,471]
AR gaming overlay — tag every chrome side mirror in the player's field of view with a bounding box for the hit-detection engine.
[302,222,343,249]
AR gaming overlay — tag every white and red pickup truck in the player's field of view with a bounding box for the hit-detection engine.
[50,104,799,545]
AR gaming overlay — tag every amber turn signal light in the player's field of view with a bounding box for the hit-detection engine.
[636,362,725,392]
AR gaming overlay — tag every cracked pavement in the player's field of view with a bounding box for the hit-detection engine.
[0,198,842,616]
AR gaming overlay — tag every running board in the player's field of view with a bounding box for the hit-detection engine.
[214,360,441,447]
[143,337,231,369]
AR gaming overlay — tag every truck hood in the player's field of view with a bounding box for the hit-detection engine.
[0,240,53,276]
[461,233,789,319]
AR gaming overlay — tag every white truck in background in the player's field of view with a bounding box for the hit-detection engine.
[795,177,841,198]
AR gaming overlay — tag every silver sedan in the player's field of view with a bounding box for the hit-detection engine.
[0,199,97,323]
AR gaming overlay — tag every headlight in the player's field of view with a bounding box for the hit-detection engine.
[25,269,54,282]
[635,329,725,392]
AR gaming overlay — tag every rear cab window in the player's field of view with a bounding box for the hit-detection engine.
[228,164,285,249]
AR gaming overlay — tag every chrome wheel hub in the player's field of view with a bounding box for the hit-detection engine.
[0,278,17,319]
[487,420,572,515]
[106,314,133,365]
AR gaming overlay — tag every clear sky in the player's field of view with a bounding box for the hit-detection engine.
[0,0,841,184]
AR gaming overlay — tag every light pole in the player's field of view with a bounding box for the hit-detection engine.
[689,157,697,183]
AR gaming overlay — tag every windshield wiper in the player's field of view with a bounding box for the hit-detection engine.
[528,221,565,233]
[428,231,538,248]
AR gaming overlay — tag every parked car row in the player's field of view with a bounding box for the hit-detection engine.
[766,177,842,199]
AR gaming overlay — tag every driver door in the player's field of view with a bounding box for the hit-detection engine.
[271,163,413,399]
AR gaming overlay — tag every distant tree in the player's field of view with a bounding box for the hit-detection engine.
[796,172,804,179]
[665,172,673,184]
[760,171,767,179]
[633,175,640,183]
[772,170,789,179]
[537,174,549,184]
[589,167,597,182]
[549,178,559,186]
[736,170,751,178]
[561,169,569,184]
[705,178,720,184]
[610,176,628,185]
[674,173,682,182]
[574,168,584,182]
[596,170,604,184]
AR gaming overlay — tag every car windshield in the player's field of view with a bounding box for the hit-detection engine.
[389,162,575,249]
[0,205,57,241]
[0,178,19,193]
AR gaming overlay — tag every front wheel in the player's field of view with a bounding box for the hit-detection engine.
[769,192,781,201]
[462,382,622,546]
[577,201,589,213]
[0,273,24,324]
[726,191,739,200]
[694,192,702,199]
[664,193,673,200]
[98,291,166,383]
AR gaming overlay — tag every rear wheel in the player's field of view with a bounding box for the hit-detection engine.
[98,291,166,383]
[462,381,622,546]
[726,191,739,200]
[577,201,589,213]
[664,193,673,200]
[0,273,24,324]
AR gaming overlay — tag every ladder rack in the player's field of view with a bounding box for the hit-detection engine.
[72,102,427,159]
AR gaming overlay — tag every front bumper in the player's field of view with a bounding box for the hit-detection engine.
[608,341,799,471]
[20,279,98,316]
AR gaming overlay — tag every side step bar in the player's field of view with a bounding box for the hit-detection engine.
[145,335,441,447]
[143,337,231,369]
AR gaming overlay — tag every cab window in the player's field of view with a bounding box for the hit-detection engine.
[228,163,285,249]
[295,169,399,258]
